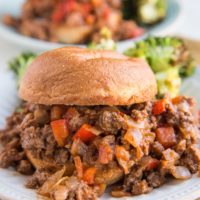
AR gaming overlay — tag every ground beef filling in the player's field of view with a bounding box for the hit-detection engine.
[0,96,200,200]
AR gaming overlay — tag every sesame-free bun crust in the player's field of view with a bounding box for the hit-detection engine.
[19,47,157,105]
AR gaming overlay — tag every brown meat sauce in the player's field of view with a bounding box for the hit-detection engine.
[0,96,200,200]
[3,0,144,44]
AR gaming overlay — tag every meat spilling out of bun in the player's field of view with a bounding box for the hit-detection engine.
[19,47,157,105]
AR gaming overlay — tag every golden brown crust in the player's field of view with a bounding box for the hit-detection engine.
[19,47,157,105]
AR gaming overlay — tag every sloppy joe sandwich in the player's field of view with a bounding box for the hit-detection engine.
[0,47,200,200]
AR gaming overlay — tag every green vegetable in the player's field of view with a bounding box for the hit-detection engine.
[88,27,116,51]
[9,53,36,85]
[156,67,181,98]
[122,0,167,25]
[137,0,167,24]
[124,36,195,97]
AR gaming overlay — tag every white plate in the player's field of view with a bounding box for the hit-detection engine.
[0,0,183,52]
[0,66,200,200]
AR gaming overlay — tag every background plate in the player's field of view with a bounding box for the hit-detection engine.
[0,65,200,200]
[0,0,183,52]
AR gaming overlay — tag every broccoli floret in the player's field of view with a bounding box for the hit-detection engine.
[137,0,167,24]
[156,67,181,97]
[122,0,167,25]
[124,36,195,76]
[9,52,36,85]
[124,36,195,97]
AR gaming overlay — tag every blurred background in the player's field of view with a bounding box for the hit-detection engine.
[0,0,199,55]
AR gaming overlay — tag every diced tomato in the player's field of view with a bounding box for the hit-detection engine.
[156,127,177,148]
[86,14,95,25]
[145,158,159,171]
[52,0,76,23]
[74,156,83,178]
[81,3,92,17]
[83,167,96,185]
[50,119,69,147]
[152,99,166,115]
[98,144,113,164]
[73,124,99,143]
[102,6,111,19]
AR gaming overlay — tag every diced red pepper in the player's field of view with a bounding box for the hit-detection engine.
[98,144,113,164]
[52,0,76,23]
[74,156,83,178]
[152,99,166,115]
[73,124,97,143]
[81,3,92,17]
[83,167,96,185]
[145,158,159,171]
[156,127,177,148]
[86,14,95,25]
[102,6,111,19]
[50,119,69,147]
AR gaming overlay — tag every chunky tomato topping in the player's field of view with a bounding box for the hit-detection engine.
[73,124,99,143]
[52,0,76,23]
[152,99,166,115]
[145,158,159,171]
[50,119,69,147]
[83,167,96,185]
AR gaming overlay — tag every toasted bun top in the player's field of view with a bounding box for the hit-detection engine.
[19,47,157,105]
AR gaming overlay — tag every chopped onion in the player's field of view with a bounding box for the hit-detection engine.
[124,127,143,148]
[38,166,66,196]
[51,185,69,200]
[162,149,180,164]
[170,166,192,180]
[125,115,145,129]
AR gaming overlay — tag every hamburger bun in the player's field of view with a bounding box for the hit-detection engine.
[19,47,157,105]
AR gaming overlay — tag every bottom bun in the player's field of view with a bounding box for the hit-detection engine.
[26,150,75,175]
[25,150,60,170]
